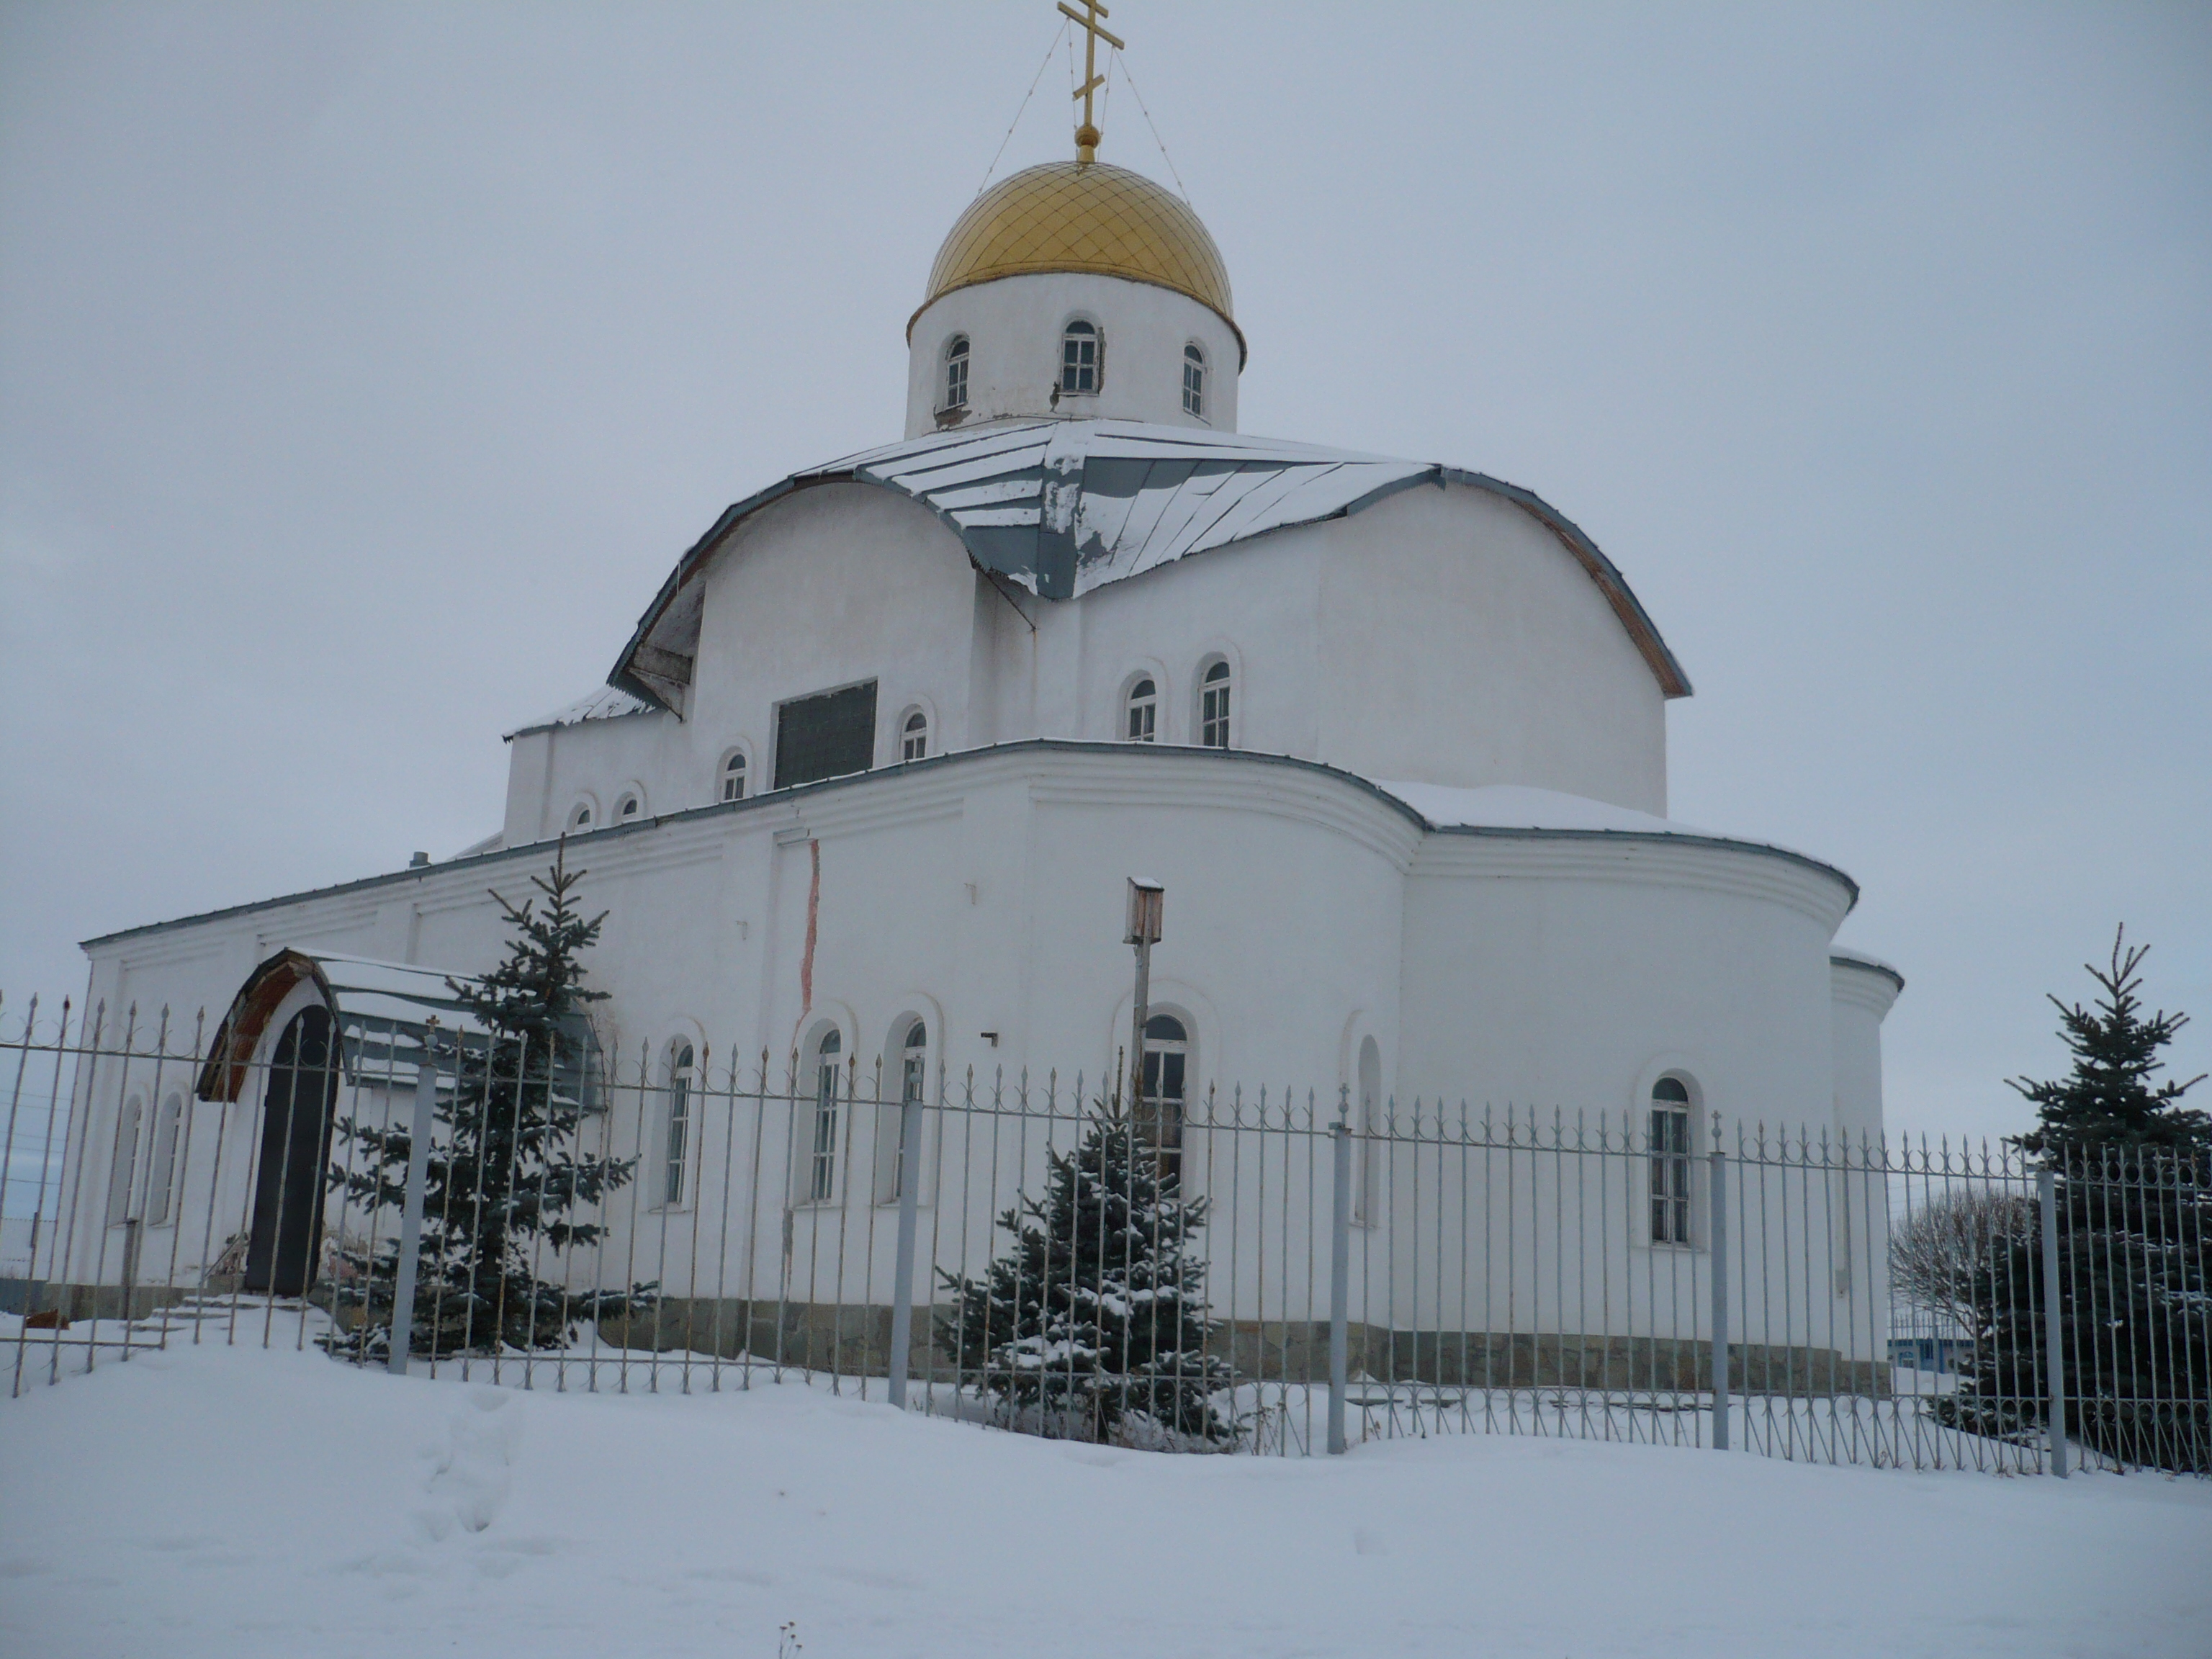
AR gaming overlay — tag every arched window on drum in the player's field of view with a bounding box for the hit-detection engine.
[1182,343,1206,418]
[1061,319,1100,395]
[942,334,970,413]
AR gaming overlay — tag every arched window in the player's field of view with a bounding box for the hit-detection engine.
[902,709,929,762]
[1182,343,1206,418]
[1125,677,1157,742]
[809,1029,842,1202]
[943,334,970,411]
[567,801,594,832]
[877,1019,928,1205]
[1138,1013,1188,1181]
[721,750,748,802]
[107,1094,144,1228]
[1199,660,1232,749]
[1650,1076,1694,1245]
[1061,319,1099,395]
[1355,1037,1381,1225]
[662,1042,696,1208]
[616,790,643,822]
[146,1092,184,1226]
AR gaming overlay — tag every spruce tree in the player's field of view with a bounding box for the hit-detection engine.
[1938,929,2209,1470]
[935,1102,1237,1446]
[325,847,652,1359]
[2009,927,2209,1159]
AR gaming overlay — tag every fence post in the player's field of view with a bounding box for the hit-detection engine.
[1328,1111,1351,1455]
[886,1092,923,1410]
[2038,1166,2069,1478]
[1709,1137,1730,1452]
[120,1218,141,1332]
[386,1031,439,1377]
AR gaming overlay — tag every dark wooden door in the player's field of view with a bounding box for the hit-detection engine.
[243,1006,338,1296]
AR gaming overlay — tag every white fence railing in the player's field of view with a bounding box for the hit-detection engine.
[4,995,2205,1476]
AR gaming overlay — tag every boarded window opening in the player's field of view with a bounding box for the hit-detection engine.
[775,680,878,790]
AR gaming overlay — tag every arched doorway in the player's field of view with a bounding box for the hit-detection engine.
[243,1005,338,1296]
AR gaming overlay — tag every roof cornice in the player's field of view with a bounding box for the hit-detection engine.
[82,742,1851,953]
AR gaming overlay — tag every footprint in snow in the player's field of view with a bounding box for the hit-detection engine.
[415,1386,521,1539]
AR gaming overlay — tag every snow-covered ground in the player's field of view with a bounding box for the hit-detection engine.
[2,1336,2206,1658]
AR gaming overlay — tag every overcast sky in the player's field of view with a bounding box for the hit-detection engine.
[3,1,2206,1146]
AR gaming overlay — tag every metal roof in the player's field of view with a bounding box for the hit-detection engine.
[505,685,657,742]
[195,948,602,1109]
[609,420,1691,712]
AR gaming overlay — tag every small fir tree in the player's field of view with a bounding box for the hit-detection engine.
[1936,928,2210,1471]
[2009,927,2209,1160]
[325,847,652,1358]
[936,1101,1236,1446]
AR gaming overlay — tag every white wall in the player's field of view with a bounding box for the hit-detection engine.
[1314,482,1671,811]
[1398,835,1851,1130]
[512,472,1671,847]
[1830,958,1900,1146]
[904,271,1241,438]
[63,745,1882,1357]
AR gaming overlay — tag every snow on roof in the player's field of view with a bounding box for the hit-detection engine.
[822,420,1424,601]
[1373,781,1696,837]
[1830,945,1905,987]
[505,685,655,741]
[1369,779,1843,873]
[609,419,1691,712]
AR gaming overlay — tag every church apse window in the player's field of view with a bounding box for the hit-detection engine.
[1182,343,1206,418]
[662,1043,696,1208]
[774,680,878,791]
[1137,1014,1188,1182]
[943,335,969,412]
[809,1029,843,1203]
[876,1018,927,1205]
[721,750,748,802]
[901,709,929,762]
[1649,1076,1694,1246]
[567,801,595,832]
[616,790,643,823]
[1125,677,1157,742]
[146,1092,184,1226]
[1199,660,1232,749]
[107,1094,144,1228]
[1061,319,1099,395]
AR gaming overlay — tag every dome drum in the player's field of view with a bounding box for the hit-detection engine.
[904,271,1239,439]
[903,161,1244,439]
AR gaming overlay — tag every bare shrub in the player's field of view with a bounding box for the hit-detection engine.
[1888,1188,2035,1331]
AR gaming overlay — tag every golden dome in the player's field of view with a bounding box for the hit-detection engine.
[915,161,1240,353]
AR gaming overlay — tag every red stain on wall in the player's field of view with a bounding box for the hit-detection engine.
[799,838,820,1011]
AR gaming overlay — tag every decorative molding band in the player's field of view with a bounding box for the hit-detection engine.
[80,741,1858,950]
[1410,832,1856,932]
[1830,956,1905,1017]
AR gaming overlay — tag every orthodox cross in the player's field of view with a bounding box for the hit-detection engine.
[1058,0,1123,164]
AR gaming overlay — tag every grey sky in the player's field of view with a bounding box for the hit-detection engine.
[3,1,2206,1146]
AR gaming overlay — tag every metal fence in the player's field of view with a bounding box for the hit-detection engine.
[4,994,2205,1477]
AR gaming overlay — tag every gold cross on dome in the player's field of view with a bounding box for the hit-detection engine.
[1058,0,1123,164]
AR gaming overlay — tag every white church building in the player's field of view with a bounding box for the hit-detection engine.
[53,103,1902,1386]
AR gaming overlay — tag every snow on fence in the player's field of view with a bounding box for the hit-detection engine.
[3,995,2205,1477]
